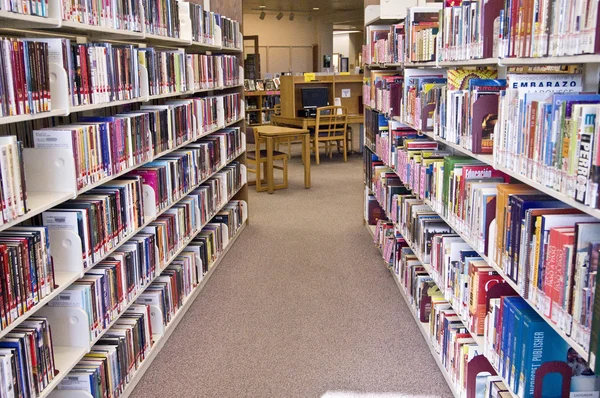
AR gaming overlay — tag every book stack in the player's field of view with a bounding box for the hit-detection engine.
[404,74,446,130]
[143,0,180,38]
[219,16,242,49]
[189,2,206,44]
[32,114,154,191]
[494,69,600,210]
[483,296,587,397]
[61,0,143,31]
[438,0,503,61]
[42,176,145,269]
[55,304,153,396]
[65,42,142,107]
[405,6,442,63]
[140,48,187,96]
[1,0,49,16]
[0,316,56,397]
[498,0,600,58]
[189,54,240,91]
[0,227,53,329]
[0,38,51,118]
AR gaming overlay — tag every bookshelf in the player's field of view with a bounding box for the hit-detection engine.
[363,3,600,398]
[244,90,280,126]
[0,0,248,397]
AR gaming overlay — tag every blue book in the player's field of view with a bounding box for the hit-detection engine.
[518,312,570,398]
[509,299,538,393]
[502,297,518,379]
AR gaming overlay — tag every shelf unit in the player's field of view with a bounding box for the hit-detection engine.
[0,1,248,397]
[363,4,600,397]
[244,90,280,126]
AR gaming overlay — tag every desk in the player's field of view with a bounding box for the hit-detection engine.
[271,114,364,130]
[255,126,311,194]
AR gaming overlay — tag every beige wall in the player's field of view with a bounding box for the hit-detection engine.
[333,32,364,70]
[243,12,333,75]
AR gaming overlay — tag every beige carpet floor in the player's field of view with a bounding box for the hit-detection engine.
[129,150,453,398]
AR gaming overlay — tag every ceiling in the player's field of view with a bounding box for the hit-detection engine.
[242,0,364,28]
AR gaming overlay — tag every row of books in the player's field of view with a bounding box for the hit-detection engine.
[0,226,52,329]
[494,70,600,211]
[386,129,599,354]
[371,219,516,397]
[40,130,244,270]
[364,4,600,66]
[363,24,405,66]
[383,66,600,215]
[190,54,240,91]
[0,36,243,119]
[0,316,55,398]
[52,204,246,397]
[367,116,600,373]
[30,93,242,192]
[61,0,237,44]
[0,38,50,118]
[44,165,245,344]
[143,0,179,38]
[1,0,48,16]
[367,155,598,396]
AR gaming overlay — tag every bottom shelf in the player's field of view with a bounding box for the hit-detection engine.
[366,223,461,398]
[389,268,461,398]
[119,221,247,398]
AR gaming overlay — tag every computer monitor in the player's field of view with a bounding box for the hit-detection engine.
[301,87,329,109]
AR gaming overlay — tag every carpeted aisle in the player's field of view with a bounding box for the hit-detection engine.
[130,152,453,398]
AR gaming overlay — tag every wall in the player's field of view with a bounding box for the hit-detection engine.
[333,32,364,70]
[243,12,333,76]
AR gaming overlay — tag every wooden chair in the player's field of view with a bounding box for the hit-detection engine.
[311,106,348,165]
[246,127,288,192]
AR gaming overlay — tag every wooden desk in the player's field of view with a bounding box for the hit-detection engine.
[271,114,364,130]
[255,126,311,194]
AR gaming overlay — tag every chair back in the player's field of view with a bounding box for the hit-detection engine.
[274,104,281,115]
[315,106,348,137]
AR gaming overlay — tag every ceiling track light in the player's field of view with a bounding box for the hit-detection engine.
[276,12,283,20]
[259,11,266,19]
[289,12,294,21]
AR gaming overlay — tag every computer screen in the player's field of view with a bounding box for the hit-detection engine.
[301,88,329,109]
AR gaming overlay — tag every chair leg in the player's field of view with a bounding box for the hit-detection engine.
[343,137,348,162]
[256,161,262,192]
[288,138,292,159]
[314,137,320,165]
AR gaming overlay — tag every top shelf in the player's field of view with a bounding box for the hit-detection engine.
[365,53,600,69]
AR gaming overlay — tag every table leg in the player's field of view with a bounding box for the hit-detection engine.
[303,133,311,189]
[255,138,261,192]
[266,136,275,194]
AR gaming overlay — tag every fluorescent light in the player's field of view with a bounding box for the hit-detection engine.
[259,11,266,19]
[313,7,319,10]
[276,12,283,20]
[258,5,266,7]
[289,12,294,20]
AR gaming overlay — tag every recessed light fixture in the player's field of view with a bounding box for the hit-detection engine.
[259,5,266,8]
[313,7,319,10]
[351,26,356,28]
[276,12,283,20]
[259,11,266,19]
[289,12,295,20]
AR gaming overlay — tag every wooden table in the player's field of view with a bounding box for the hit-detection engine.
[271,114,364,130]
[255,126,311,194]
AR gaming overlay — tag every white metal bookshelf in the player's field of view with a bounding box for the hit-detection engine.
[363,16,600,395]
[0,3,248,395]
[39,190,248,398]
[0,143,246,341]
